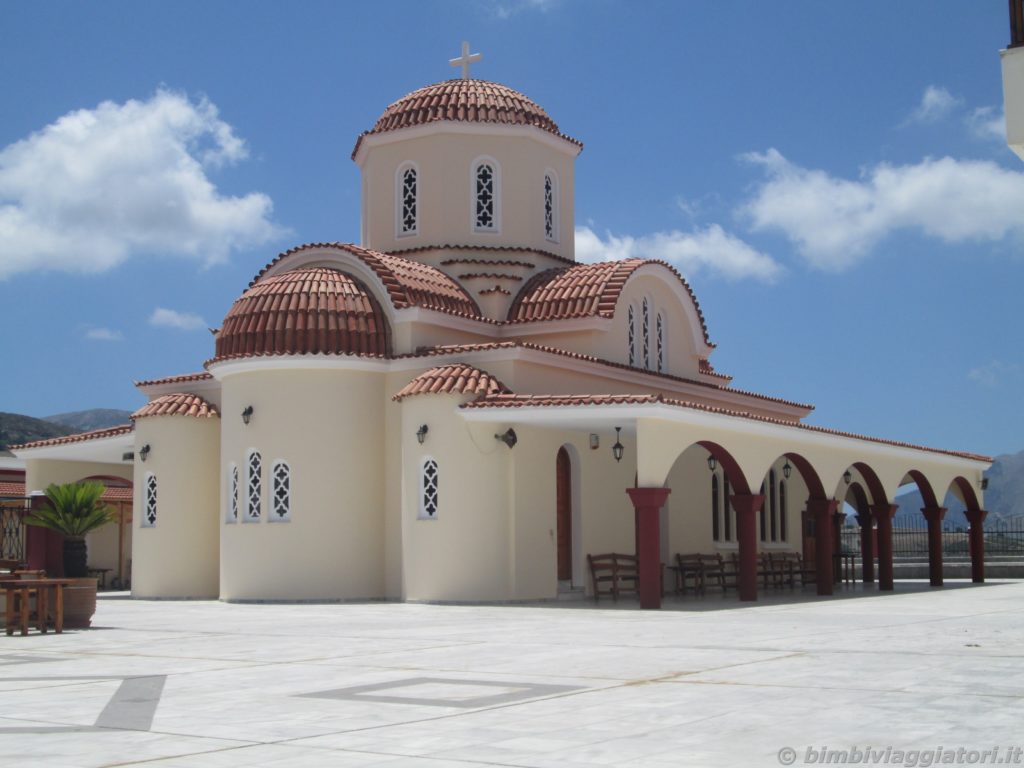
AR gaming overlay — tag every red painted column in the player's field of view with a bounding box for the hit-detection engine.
[731,494,764,602]
[871,504,898,591]
[965,509,988,583]
[832,510,847,584]
[856,511,875,583]
[921,506,947,587]
[807,499,839,596]
[626,487,671,609]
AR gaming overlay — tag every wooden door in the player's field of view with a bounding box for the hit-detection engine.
[556,447,572,581]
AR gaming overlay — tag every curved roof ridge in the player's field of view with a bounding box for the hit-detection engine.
[134,372,213,388]
[393,363,511,402]
[390,243,575,266]
[11,424,133,452]
[132,393,220,421]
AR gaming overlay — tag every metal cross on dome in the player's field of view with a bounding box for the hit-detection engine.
[449,41,482,80]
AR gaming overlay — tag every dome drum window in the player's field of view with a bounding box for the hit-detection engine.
[627,304,636,366]
[642,298,650,370]
[398,165,418,236]
[544,172,558,242]
[473,160,499,232]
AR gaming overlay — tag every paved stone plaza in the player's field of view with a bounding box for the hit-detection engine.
[1,581,1022,767]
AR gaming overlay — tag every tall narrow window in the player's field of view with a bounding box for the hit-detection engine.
[228,463,238,524]
[543,172,558,242]
[711,473,720,542]
[642,298,650,369]
[474,162,497,231]
[143,472,157,528]
[656,313,664,373]
[627,304,636,366]
[421,459,439,519]
[759,481,767,542]
[723,476,732,541]
[271,461,291,522]
[769,469,778,542]
[399,165,418,236]
[779,481,788,541]
[246,450,262,521]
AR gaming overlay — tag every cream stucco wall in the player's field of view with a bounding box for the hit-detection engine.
[1002,46,1024,161]
[24,459,132,495]
[131,416,220,598]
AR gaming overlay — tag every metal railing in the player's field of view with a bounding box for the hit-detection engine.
[839,516,1024,558]
[0,499,29,562]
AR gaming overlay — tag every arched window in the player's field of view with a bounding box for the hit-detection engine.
[472,159,499,232]
[420,458,439,519]
[142,472,157,528]
[779,480,788,541]
[627,304,636,366]
[397,164,418,236]
[227,463,238,524]
[711,473,720,542]
[642,298,650,369]
[723,476,732,541]
[543,171,559,242]
[656,312,665,373]
[769,469,778,542]
[246,450,262,522]
[271,461,291,522]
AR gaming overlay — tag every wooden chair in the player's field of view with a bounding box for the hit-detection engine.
[587,553,639,602]
[674,553,706,595]
[703,553,738,592]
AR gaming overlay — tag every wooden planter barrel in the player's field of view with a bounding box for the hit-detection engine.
[62,577,98,628]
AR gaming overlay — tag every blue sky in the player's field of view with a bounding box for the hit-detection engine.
[0,1,1020,457]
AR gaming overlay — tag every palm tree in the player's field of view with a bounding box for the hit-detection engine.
[25,482,113,577]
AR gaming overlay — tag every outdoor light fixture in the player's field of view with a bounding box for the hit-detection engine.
[843,470,852,485]
[981,477,989,491]
[612,427,624,463]
[416,424,429,444]
[782,460,792,479]
[706,454,717,472]
[139,444,151,462]
[241,405,254,425]
[589,433,600,450]
[495,428,518,449]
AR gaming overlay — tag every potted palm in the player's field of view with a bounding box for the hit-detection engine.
[25,481,113,628]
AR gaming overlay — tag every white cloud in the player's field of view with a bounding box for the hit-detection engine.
[906,85,962,124]
[968,360,1020,387]
[149,307,206,331]
[0,89,282,281]
[967,105,1007,142]
[492,0,558,19]
[740,148,1024,270]
[85,327,123,341]
[575,224,781,282]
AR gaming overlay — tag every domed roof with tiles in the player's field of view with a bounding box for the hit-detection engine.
[214,268,392,361]
[352,79,582,158]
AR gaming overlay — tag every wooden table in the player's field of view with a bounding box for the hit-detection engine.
[1,579,73,636]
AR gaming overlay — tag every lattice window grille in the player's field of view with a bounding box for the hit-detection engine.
[271,461,291,522]
[627,305,636,366]
[401,167,417,234]
[475,163,495,230]
[421,459,439,519]
[544,174,554,240]
[143,473,157,528]
[229,464,239,523]
[642,298,650,369]
[656,313,664,373]
[247,451,262,521]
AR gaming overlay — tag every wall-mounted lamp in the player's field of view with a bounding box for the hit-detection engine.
[416,424,429,444]
[707,454,717,472]
[121,451,134,462]
[589,433,600,450]
[495,428,518,449]
[782,460,792,479]
[980,477,989,491]
[139,444,151,462]
[843,470,852,485]
[612,427,624,463]
[241,405,254,425]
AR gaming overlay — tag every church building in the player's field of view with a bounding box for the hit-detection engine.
[12,47,992,607]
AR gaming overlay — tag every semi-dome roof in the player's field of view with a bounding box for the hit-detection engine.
[214,268,391,361]
[352,79,582,158]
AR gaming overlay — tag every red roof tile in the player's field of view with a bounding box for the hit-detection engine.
[352,79,582,159]
[134,372,213,387]
[216,268,391,361]
[11,424,134,452]
[461,395,991,463]
[393,364,511,401]
[0,482,132,501]
[440,258,536,269]
[479,287,512,296]
[507,259,714,347]
[0,482,25,497]
[132,393,219,420]
[457,273,524,282]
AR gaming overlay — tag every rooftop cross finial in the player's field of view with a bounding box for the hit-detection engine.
[449,41,482,80]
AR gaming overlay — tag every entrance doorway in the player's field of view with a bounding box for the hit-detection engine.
[556,447,572,581]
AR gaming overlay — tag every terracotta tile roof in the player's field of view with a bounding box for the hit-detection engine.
[398,342,813,411]
[352,79,582,159]
[251,243,483,320]
[440,258,536,269]
[0,482,132,502]
[507,259,714,347]
[461,394,991,463]
[216,268,391,361]
[478,287,512,296]
[132,393,219,420]
[393,364,511,401]
[134,372,213,387]
[457,273,524,282]
[391,243,574,266]
[10,424,134,452]
[0,482,25,497]
[699,358,730,381]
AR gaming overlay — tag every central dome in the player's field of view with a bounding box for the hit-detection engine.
[351,79,581,158]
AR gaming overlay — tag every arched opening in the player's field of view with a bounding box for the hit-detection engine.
[894,469,943,587]
[555,444,583,587]
[945,475,987,583]
[773,453,835,596]
[838,462,888,587]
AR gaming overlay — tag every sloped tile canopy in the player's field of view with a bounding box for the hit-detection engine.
[352,78,582,158]
[393,363,511,401]
[132,393,219,420]
[215,268,392,360]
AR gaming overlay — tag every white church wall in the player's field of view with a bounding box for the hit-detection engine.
[219,368,386,601]
[131,415,220,598]
[382,372,408,599]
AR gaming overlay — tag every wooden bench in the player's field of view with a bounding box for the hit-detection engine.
[702,553,739,593]
[587,553,638,602]
[768,552,814,586]
[673,553,708,595]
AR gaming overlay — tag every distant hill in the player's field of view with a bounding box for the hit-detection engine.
[44,409,133,432]
[0,412,72,450]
